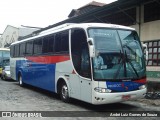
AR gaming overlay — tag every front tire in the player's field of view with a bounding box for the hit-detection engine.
[18,75,24,87]
[60,82,70,102]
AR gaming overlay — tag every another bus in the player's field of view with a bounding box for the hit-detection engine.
[10,23,147,104]
[0,48,10,76]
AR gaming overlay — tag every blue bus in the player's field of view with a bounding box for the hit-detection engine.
[10,23,147,104]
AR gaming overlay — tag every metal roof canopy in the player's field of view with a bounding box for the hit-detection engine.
[33,0,156,34]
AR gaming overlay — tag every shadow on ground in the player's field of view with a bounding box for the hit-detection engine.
[14,83,140,112]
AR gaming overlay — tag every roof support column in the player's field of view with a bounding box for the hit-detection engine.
[138,4,144,40]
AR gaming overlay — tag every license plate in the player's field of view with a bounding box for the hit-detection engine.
[122,95,131,100]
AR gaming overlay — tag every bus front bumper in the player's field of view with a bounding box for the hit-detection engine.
[92,88,147,105]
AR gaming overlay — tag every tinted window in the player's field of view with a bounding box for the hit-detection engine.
[61,31,69,52]
[55,33,61,52]
[55,30,69,53]
[19,42,26,56]
[33,38,42,54]
[10,46,14,57]
[42,35,54,53]
[14,44,19,57]
[71,29,90,78]
[26,41,33,55]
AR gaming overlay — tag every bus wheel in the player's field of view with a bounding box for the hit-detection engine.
[60,82,70,102]
[1,75,4,80]
[19,75,24,87]
[3,75,6,80]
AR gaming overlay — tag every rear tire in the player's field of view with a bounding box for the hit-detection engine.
[60,82,70,102]
[1,75,4,80]
[1,74,6,80]
[18,75,24,87]
[3,75,6,80]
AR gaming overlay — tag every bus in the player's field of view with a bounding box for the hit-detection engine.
[10,23,147,104]
[0,48,10,76]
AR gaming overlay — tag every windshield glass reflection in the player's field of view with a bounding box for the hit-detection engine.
[88,28,145,80]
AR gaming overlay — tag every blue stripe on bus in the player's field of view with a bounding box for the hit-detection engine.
[106,81,143,92]
[16,60,56,92]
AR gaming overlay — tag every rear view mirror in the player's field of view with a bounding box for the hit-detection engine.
[87,38,95,58]
[142,44,148,60]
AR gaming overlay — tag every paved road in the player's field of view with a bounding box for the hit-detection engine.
[0,79,159,120]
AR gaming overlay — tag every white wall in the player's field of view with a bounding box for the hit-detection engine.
[0,25,39,48]
[0,25,18,48]
[130,20,160,42]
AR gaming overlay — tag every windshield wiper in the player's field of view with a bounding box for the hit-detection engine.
[113,50,126,79]
[125,51,139,78]
[113,50,139,79]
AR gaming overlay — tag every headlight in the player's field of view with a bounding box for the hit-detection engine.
[139,85,146,90]
[94,87,112,93]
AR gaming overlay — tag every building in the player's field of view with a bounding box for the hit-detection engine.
[68,1,106,18]
[33,0,160,79]
[0,25,40,48]
[0,25,18,48]
[3,0,158,78]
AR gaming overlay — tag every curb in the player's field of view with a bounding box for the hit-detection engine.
[147,78,160,92]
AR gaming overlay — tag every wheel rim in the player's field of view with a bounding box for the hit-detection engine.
[61,84,68,99]
[19,76,22,85]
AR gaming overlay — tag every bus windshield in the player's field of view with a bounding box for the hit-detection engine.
[88,28,146,80]
[0,50,10,68]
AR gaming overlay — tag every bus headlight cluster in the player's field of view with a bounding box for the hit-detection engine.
[94,87,112,93]
[139,85,146,90]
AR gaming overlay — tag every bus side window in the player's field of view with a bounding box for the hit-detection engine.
[42,35,54,54]
[14,44,20,57]
[55,33,61,53]
[19,42,26,56]
[10,45,14,57]
[33,38,42,55]
[61,31,69,52]
[26,41,33,55]
[54,30,69,53]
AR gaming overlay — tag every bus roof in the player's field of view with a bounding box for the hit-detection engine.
[11,23,135,45]
[0,48,10,51]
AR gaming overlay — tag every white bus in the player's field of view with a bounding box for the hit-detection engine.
[10,23,147,104]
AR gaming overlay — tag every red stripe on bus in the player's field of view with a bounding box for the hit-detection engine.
[134,77,147,84]
[26,55,70,64]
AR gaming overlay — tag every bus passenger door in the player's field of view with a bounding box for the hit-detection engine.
[79,47,92,103]
[70,51,92,102]
[70,28,92,103]
[79,78,92,103]
[69,72,81,100]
